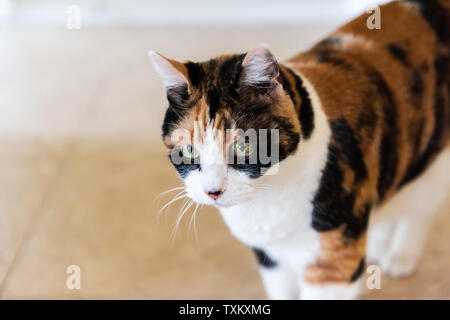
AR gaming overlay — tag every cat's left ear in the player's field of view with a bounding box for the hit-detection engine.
[148,51,191,104]
[240,46,281,92]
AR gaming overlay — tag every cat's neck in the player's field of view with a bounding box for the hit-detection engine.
[279,64,315,140]
[274,63,332,185]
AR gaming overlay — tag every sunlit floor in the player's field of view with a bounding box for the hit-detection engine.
[0,26,449,299]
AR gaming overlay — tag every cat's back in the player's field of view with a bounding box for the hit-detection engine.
[287,0,449,204]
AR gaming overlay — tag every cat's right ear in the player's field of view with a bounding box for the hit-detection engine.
[148,51,190,104]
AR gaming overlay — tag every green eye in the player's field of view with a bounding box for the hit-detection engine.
[234,141,252,157]
[181,145,199,158]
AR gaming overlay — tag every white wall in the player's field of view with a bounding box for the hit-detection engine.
[2,0,390,26]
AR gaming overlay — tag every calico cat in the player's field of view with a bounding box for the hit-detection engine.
[149,0,449,299]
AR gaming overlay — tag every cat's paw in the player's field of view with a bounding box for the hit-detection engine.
[299,282,360,300]
[380,253,418,278]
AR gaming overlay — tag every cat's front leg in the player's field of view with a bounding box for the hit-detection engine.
[300,280,361,300]
[299,228,367,300]
[253,248,298,299]
[259,267,299,299]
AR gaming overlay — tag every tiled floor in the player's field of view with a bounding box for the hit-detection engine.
[0,25,449,299]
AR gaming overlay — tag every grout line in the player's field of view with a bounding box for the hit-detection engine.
[0,141,77,296]
[0,82,102,297]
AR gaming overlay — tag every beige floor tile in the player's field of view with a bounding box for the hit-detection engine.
[0,138,70,285]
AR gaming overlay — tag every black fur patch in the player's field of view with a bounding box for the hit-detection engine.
[162,83,191,137]
[220,54,245,98]
[314,49,356,72]
[387,42,428,110]
[312,145,346,232]
[284,68,315,139]
[330,117,368,182]
[279,68,296,106]
[169,147,201,179]
[370,71,399,201]
[387,43,411,67]
[206,55,246,121]
[252,248,277,268]
[316,37,343,48]
[410,65,426,109]
[162,107,181,138]
[185,62,204,88]
[406,0,449,45]
[171,163,200,179]
[399,57,448,187]
[350,257,366,282]
[311,144,370,239]
[357,92,378,141]
[170,160,200,180]
[408,117,426,159]
[206,87,222,121]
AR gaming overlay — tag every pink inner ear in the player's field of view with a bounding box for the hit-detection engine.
[242,47,274,67]
[148,51,189,89]
[241,47,280,86]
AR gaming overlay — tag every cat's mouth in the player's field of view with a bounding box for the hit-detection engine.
[186,192,246,208]
[196,197,233,208]
[200,193,252,208]
[211,199,238,208]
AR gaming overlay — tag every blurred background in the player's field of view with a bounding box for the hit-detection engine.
[0,0,448,299]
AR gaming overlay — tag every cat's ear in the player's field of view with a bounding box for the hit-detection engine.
[149,51,190,104]
[240,46,281,91]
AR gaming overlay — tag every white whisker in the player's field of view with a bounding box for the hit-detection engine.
[170,199,194,241]
[154,186,185,203]
[157,191,187,219]
[188,203,201,245]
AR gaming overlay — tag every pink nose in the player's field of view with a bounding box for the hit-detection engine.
[205,189,223,200]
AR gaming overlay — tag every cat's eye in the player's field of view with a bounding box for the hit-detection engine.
[181,145,199,159]
[233,141,253,157]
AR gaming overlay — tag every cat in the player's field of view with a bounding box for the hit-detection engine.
[149,0,449,299]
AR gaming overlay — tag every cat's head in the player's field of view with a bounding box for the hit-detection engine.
[150,47,301,207]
